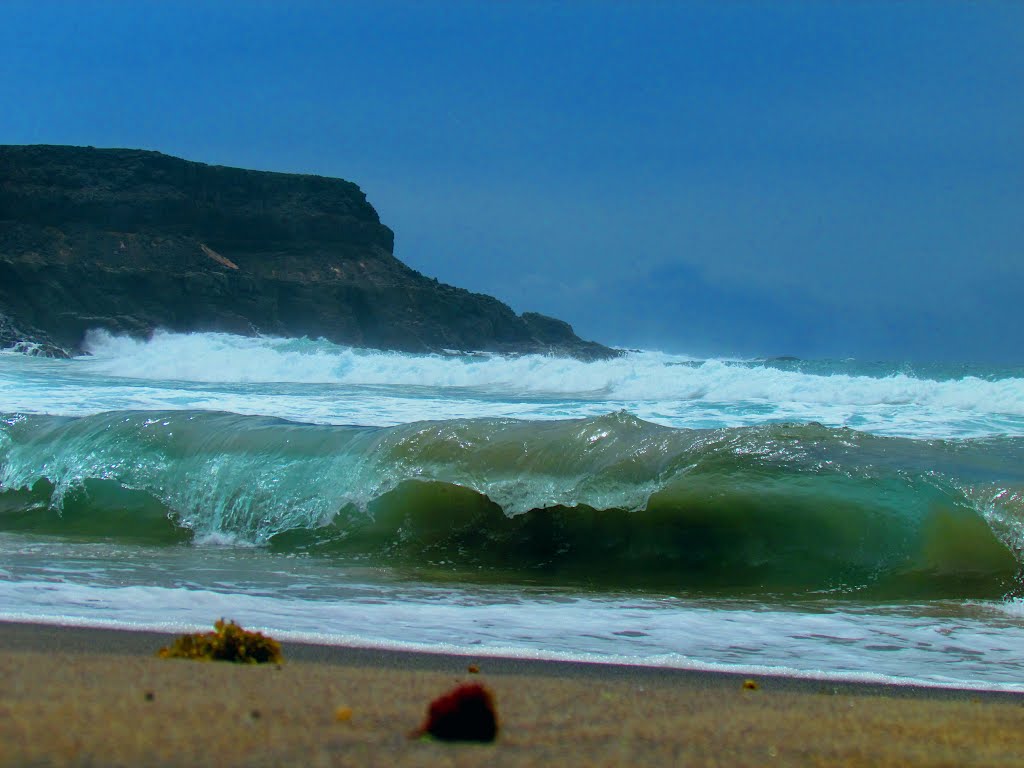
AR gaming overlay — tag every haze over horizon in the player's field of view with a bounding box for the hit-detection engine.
[3,1,1021,363]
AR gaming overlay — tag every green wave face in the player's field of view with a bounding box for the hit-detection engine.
[2,411,1022,596]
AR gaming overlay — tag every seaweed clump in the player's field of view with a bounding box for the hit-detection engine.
[412,683,498,742]
[157,619,283,664]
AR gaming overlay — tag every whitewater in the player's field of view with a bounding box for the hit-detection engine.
[5,329,1024,437]
[2,330,1024,691]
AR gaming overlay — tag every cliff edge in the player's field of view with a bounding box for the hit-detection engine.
[0,145,616,359]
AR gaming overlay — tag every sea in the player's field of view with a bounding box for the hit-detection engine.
[2,330,1024,692]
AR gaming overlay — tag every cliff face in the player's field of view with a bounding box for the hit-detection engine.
[0,145,615,359]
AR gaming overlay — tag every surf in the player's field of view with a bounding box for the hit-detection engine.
[3,409,1021,596]
[4,330,1023,439]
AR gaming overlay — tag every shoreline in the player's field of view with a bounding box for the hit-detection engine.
[1,618,1021,703]
[2,620,1023,766]
[4,613,1023,698]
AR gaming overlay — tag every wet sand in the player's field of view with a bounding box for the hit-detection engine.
[1,620,1022,766]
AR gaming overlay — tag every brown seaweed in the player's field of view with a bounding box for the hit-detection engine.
[157,619,283,664]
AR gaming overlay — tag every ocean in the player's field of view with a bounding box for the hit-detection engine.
[2,330,1023,691]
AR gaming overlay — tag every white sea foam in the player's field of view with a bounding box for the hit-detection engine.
[2,570,1023,693]
[76,331,1024,436]
[1,330,1022,438]
[78,330,1024,413]
[81,329,657,394]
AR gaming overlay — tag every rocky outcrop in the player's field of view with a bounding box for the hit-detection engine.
[0,310,68,357]
[0,145,617,359]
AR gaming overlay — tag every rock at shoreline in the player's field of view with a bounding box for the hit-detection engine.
[0,144,617,360]
[0,310,69,358]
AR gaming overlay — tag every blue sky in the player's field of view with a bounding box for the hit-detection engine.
[3,1,1021,361]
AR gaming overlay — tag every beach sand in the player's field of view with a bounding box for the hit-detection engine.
[1,620,1022,767]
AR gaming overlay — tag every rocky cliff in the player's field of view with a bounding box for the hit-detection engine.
[0,145,615,359]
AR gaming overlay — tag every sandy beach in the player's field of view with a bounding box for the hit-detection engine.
[0,621,1021,767]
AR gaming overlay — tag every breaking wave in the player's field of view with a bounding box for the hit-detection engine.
[56,330,1024,441]
[3,409,1022,596]
[80,331,1024,415]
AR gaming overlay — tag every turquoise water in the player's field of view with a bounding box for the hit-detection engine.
[1,331,1023,689]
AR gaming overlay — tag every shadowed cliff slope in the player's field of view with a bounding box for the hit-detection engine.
[0,145,616,359]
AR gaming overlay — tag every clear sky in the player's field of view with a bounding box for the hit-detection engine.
[2,1,1021,362]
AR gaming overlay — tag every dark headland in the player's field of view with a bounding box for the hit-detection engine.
[0,144,617,359]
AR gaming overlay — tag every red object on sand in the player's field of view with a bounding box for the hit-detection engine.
[415,683,499,742]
